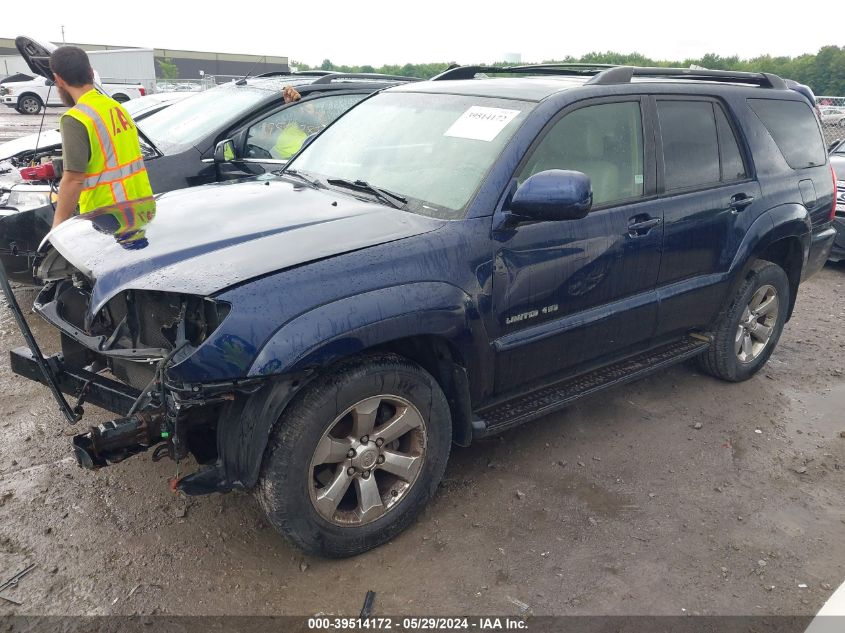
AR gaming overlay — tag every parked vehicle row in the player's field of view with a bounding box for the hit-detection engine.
[2,53,836,558]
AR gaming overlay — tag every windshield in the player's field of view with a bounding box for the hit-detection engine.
[289,92,533,219]
[138,83,275,154]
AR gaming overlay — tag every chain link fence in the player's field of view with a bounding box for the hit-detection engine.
[817,96,845,149]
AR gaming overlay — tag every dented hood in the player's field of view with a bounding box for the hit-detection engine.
[46,176,444,315]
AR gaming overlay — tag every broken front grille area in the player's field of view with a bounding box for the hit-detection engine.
[33,277,231,390]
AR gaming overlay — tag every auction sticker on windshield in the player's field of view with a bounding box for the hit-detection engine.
[444,106,521,142]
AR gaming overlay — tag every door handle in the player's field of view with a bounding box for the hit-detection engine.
[628,216,661,236]
[729,193,755,212]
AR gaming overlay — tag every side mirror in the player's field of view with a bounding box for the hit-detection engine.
[828,139,841,153]
[508,170,592,223]
[45,78,54,86]
[213,139,236,163]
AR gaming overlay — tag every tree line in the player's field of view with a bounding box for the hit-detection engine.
[299,46,845,96]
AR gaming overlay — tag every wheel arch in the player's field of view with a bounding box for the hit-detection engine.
[723,203,810,324]
[16,92,43,112]
[190,283,485,494]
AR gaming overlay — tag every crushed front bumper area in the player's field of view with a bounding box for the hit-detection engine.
[10,347,166,468]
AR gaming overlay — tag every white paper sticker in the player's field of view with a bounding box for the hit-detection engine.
[444,106,521,142]
[634,174,644,185]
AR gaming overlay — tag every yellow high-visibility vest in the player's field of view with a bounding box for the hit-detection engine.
[272,123,309,159]
[63,89,153,213]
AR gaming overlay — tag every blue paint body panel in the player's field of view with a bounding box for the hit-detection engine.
[44,76,838,417]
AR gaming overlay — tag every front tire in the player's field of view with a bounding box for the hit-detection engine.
[257,353,452,558]
[17,95,42,115]
[698,260,790,382]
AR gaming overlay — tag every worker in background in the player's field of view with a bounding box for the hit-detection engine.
[272,85,309,159]
[49,46,153,229]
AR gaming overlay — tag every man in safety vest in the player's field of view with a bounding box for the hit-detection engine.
[49,46,153,229]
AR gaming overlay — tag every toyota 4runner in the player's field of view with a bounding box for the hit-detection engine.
[3,64,836,557]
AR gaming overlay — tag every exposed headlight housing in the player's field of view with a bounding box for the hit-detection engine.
[5,185,53,213]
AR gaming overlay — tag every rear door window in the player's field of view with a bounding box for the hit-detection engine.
[657,101,721,191]
[747,98,826,169]
[715,106,747,181]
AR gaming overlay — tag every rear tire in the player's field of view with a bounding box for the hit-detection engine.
[17,94,42,115]
[257,353,452,558]
[697,260,789,382]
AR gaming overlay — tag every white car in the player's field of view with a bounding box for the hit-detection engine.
[1,74,146,114]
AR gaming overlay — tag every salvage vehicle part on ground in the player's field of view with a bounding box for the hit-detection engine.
[5,64,836,558]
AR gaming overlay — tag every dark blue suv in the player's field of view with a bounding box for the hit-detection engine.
[6,64,836,557]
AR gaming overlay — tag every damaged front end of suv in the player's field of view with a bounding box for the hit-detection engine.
[5,177,444,502]
[33,248,236,472]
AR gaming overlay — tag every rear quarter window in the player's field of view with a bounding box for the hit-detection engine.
[747,98,826,169]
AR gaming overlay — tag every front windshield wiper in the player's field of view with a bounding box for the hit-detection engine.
[280,168,321,188]
[326,178,407,209]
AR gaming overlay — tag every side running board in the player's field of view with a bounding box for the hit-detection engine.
[474,337,710,437]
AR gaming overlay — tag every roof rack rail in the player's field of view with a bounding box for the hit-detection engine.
[255,70,335,78]
[310,72,421,84]
[431,63,787,90]
[587,66,787,89]
[431,63,617,81]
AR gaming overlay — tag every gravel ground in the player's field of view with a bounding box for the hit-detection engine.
[0,107,844,619]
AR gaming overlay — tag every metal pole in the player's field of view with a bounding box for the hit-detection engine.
[0,260,79,424]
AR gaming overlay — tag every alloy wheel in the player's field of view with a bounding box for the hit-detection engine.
[19,97,39,114]
[309,395,427,527]
[735,284,779,363]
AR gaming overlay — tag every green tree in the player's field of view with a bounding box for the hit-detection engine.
[156,57,179,80]
[320,59,335,71]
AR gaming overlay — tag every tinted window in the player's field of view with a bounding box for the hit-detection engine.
[518,101,644,206]
[715,106,747,181]
[658,101,720,191]
[748,99,826,169]
[245,94,366,160]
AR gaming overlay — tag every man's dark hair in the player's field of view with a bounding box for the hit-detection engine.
[49,46,94,86]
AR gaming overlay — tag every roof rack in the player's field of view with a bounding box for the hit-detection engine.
[431,63,787,89]
[310,72,421,84]
[587,66,786,89]
[431,63,616,81]
[255,70,334,78]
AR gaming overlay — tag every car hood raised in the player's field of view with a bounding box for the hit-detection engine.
[0,129,62,161]
[46,176,445,315]
[15,36,56,81]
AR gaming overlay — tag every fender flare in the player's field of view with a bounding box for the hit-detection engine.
[722,203,810,320]
[199,282,483,492]
[248,281,480,377]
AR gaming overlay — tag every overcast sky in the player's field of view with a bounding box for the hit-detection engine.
[3,1,841,67]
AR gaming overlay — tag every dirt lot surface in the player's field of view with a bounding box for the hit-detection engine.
[0,264,841,617]
[0,105,844,618]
